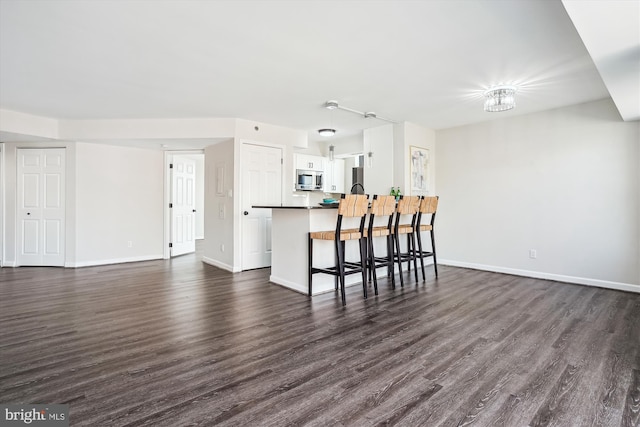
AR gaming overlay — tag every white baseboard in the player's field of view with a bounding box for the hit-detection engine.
[1,260,17,267]
[439,259,640,294]
[269,276,308,295]
[66,254,164,268]
[269,274,363,296]
[202,256,239,272]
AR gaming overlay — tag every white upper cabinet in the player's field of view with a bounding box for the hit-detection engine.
[295,154,324,172]
[324,158,345,193]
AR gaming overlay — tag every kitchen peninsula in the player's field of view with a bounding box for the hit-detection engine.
[253,204,364,295]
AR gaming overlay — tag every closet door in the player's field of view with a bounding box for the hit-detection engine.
[241,144,282,270]
[17,148,66,266]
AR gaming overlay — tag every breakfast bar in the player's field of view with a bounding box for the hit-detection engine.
[253,204,364,295]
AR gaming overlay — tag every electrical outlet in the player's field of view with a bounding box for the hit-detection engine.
[127,241,133,248]
[220,243,225,252]
[529,249,537,259]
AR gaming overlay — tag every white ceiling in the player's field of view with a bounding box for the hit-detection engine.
[562,0,640,121]
[0,0,637,146]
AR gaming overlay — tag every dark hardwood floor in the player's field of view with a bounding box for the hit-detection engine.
[1,246,639,426]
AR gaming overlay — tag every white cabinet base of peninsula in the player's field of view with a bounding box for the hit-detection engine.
[269,207,364,295]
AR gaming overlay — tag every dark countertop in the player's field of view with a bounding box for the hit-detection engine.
[252,204,338,209]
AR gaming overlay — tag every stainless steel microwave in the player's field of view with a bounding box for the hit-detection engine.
[296,169,323,191]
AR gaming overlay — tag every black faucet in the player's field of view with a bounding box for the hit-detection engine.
[350,183,365,194]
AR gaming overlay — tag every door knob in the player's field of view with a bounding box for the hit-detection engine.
[244,211,249,215]
[192,209,196,213]
[27,212,31,215]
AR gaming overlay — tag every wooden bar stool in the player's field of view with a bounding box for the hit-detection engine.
[365,195,397,291]
[308,194,369,305]
[415,196,439,280]
[392,195,420,287]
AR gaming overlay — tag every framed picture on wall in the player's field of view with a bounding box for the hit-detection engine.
[410,146,429,195]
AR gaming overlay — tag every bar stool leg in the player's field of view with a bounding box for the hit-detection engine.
[394,233,404,287]
[366,238,373,283]
[406,234,412,275]
[336,239,346,305]
[308,234,313,296]
[431,229,438,278]
[411,232,419,282]
[416,229,426,281]
[360,238,368,299]
[387,235,395,288]
[334,250,339,291]
[368,235,379,294]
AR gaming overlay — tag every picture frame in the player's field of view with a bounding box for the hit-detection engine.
[409,146,429,195]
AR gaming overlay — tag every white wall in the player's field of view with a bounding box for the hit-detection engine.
[394,122,437,196]
[364,124,394,195]
[203,139,235,271]
[0,109,58,139]
[74,142,164,266]
[405,122,436,195]
[436,98,640,289]
[58,117,236,140]
[317,134,364,158]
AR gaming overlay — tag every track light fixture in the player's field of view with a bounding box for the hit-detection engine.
[324,100,397,123]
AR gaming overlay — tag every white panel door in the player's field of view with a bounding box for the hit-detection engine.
[17,148,66,266]
[242,144,282,270]
[171,156,196,257]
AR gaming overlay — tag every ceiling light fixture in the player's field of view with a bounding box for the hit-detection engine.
[324,100,397,123]
[318,128,336,137]
[484,85,517,112]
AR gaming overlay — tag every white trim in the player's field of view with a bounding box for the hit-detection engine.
[163,152,171,259]
[269,274,363,296]
[269,275,308,294]
[65,254,163,268]
[202,256,239,272]
[439,259,640,294]
[3,261,17,267]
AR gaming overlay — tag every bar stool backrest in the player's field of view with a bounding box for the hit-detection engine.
[419,196,438,214]
[370,195,396,217]
[368,194,396,236]
[393,195,420,233]
[338,194,369,217]
[415,195,439,280]
[336,194,369,237]
[396,195,420,215]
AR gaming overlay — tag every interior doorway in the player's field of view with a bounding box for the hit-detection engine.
[170,155,196,257]
[164,151,204,258]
